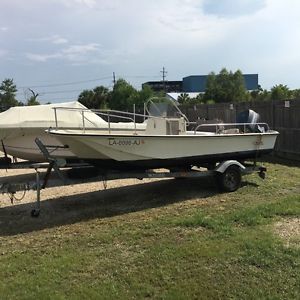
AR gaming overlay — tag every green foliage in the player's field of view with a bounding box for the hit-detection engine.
[27,98,40,106]
[250,88,271,102]
[110,79,155,111]
[78,85,110,109]
[0,78,19,111]
[137,84,154,105]
[177,93,191,105]
[77,80,155,111]
[177,93,206,106]
[134,84,156,110]
[26,89,40,105]
[205,99,215,104]
[194,93,204,103]
[292,89,300,99]
[204,68,249,103]
[270,84,293,100]
[110,79,138,110]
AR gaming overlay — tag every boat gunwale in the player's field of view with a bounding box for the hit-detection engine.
[47,129,279,138]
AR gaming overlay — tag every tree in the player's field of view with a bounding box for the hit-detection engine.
[177,93,191,105]
[204,71,217,101]
[193,93,205,104]
[110,79,138,110]
[292,89,300,99]
[231,70,249,102]
[0,78,19,111]
[26,89,40,106]
[204,68,249,103]
[136,84,155,109]
[270,84,292,100]
[78,86,111,109]
[250,88,271,102]
[92,86,111,109]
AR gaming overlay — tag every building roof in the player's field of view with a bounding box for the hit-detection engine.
[143,73,259,93]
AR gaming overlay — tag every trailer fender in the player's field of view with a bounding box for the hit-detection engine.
[215,160,245,174]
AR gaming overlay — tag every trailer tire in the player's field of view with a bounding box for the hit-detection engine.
[216,166,241,192]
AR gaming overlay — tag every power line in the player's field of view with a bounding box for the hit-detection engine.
[14,73,161,101]
[16,83,113,96]
[39,97,76,102]
[18,76,112,89]
[121,75,161,79]
[18,74,160,89]
[16,88,89,96]
[35,88,86,95]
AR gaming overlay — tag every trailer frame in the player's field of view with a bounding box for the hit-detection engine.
[0,138,267,217]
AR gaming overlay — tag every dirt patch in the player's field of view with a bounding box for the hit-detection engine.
[273,217,300,248]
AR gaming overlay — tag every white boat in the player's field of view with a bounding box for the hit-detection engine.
[0,101,146,162]
[47,106,279,171]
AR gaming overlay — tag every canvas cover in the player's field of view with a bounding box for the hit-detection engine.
[0,101,107,129]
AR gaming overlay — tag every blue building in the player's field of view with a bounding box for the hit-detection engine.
[182,74,258,92]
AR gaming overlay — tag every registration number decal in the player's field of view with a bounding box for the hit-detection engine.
[108,138,144,146]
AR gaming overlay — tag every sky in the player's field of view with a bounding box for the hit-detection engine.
[0,0,300,103]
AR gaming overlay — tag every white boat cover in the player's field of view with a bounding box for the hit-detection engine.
[0,101,146,161]
[0,101,106,129]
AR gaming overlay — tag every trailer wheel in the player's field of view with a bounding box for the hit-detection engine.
[216,166,241,192]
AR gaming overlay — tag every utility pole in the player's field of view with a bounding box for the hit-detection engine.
[113,72,116,86]
[160,67,167,92]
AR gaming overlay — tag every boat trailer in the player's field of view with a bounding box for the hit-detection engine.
[0,138,266,217]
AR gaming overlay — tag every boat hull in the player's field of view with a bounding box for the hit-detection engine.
[50,130,279,170]
[0,128,75,162]
[0,127,146,162]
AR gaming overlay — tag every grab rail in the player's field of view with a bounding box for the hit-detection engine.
[194,122,270,134]
[52,106,173,134]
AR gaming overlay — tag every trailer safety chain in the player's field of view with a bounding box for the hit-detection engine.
[8,190,27,204]
[1,182,30,204]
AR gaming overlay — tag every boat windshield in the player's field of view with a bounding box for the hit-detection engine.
[145,97,189,122]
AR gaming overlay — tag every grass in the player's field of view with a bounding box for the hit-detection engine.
[0,161,300,299]
[176,195,300,230]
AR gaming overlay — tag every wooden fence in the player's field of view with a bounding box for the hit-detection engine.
[180,99,300,161]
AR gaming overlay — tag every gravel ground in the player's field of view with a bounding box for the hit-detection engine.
[0,166,160,234]
[0,163,216,236]
[274,217,300,248]
[0,166,152,207]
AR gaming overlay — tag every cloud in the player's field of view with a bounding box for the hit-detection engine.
[75,0,96,7]
[2,0,300,94]
[25,53,62,62]
[51,36,69,45]
[28,35,69,44]
[62,43,100,55]
[26,43,102,63]
[25,41,134,67]
[202,0,266,18]
[62,43,101,62]
[58,0,97,8]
